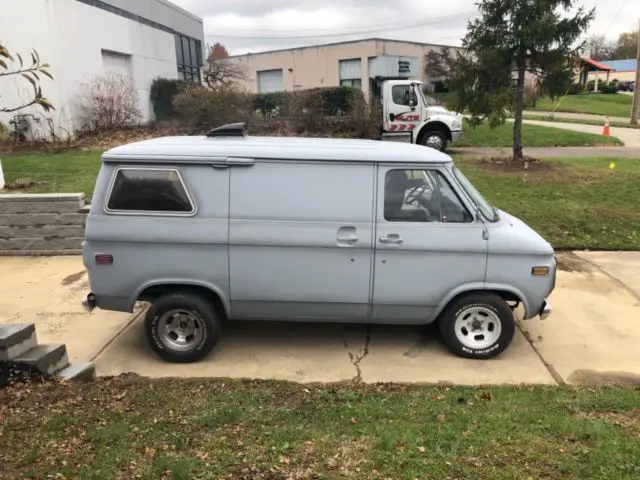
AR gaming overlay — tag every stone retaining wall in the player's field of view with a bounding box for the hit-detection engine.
[0,193,88,255]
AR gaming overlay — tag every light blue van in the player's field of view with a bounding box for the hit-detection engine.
[83,123,555,363]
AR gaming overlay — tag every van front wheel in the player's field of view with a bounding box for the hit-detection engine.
[145,292,220,363]
[439,294,515,359]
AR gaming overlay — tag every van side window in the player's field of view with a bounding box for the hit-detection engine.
[384,169,473,223]
[106,168,194,214]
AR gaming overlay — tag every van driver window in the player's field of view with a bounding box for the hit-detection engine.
[384,169,473,223]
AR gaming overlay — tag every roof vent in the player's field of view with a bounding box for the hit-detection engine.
[206,122,247,138]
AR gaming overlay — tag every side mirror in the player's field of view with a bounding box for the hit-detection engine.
[408,86,417,111]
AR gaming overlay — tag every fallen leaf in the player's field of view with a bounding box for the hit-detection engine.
[351,417,358,424]
[418,446,425,453]
[144,447,156,459]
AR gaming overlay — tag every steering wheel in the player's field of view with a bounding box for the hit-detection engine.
[405,185,426,204]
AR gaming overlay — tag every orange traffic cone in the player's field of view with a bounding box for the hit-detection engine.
[603,116,610,137]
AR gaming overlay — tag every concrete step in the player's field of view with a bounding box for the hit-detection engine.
[0,323,37,361]
[57,362,96,382]
[13,344,69,375]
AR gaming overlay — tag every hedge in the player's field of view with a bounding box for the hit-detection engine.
[150,77,189,120]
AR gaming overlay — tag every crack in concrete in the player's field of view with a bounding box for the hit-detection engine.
[516,318,566,386]
[343,327,371,383]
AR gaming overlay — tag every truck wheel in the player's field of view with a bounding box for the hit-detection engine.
[438,293,515,359]
[421,131,448,152]
[144,292,220,363]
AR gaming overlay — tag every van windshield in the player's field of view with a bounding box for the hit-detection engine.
[453,167,499,222]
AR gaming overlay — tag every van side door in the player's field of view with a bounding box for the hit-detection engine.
[371,164,488,323]
[228,160,375,320]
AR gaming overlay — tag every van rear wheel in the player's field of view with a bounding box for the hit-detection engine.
[144,292,220,363]
[439,293,515,359]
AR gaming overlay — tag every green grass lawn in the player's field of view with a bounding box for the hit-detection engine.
[1,378,640,479]
[0,149,102,200]
[1,152,638,250]
[523,114,640,129]
[530,93,633,117]
[455,122,623,147]
[457,157,640,250]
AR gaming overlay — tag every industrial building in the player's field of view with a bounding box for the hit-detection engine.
[229,38,460,99]
[0,0,205,139]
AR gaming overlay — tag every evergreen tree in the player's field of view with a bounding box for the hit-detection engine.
[450,0,594,161]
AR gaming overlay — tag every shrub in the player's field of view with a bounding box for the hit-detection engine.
[173,83,252,128]
[567,83,586,95]
[252,91,292,118]
[150,77,189,121]
[599,83,618,94]
[77,73,142,132]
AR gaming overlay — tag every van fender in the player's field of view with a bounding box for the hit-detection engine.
[130,279,231,317]
[431,282,529,321]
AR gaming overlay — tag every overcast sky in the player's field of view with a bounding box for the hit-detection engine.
[171,0,640,55]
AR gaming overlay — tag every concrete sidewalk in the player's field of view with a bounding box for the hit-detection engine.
[521,119,640,147]
[450,146,640,158]
[524,111,630,124]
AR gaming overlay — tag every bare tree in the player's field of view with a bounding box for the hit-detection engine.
[203,42,246,88]
[77,73,142,131]
[585,34,615,60]
[0,42,54,113]
[424,47,453,80]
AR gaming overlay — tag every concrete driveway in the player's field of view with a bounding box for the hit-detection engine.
[0,256,133,361]
[1,252,639,386]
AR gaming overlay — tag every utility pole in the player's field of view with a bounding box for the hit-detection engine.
[631,19,640,124]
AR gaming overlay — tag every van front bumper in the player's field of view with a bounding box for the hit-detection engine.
[539,299,552,320]
[451,130,462,142]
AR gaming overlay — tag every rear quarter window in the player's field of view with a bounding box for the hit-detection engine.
[106,168,195,214]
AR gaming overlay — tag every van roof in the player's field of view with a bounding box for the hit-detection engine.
[102,135,453,165]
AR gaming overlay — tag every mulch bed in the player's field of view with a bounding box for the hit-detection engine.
[0,361,54,389]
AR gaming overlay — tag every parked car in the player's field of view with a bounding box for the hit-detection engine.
[82,123,556,363]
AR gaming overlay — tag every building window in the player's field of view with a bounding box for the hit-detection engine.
[106,168,195,214]
[175,34,202,82]
[340,79,362,89]
[339,58,362,90]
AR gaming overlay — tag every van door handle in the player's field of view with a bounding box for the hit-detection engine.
[379,234,403,245]
[337,226,358,246]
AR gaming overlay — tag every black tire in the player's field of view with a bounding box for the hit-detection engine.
[144,292,220,363]
[420,130,448,152]
[438,293,515,359]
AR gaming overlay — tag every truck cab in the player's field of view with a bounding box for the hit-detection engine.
[371,76,463,152]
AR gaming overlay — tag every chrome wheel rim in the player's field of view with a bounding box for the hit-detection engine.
[425,135,444,150]
[157,309,204,351]
[454,306,502,350]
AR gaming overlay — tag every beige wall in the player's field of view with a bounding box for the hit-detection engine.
[588,70,636,83]
[230,39,454,98]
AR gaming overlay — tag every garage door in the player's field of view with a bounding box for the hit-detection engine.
[257,69,283,93]
[102,50,132,79]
